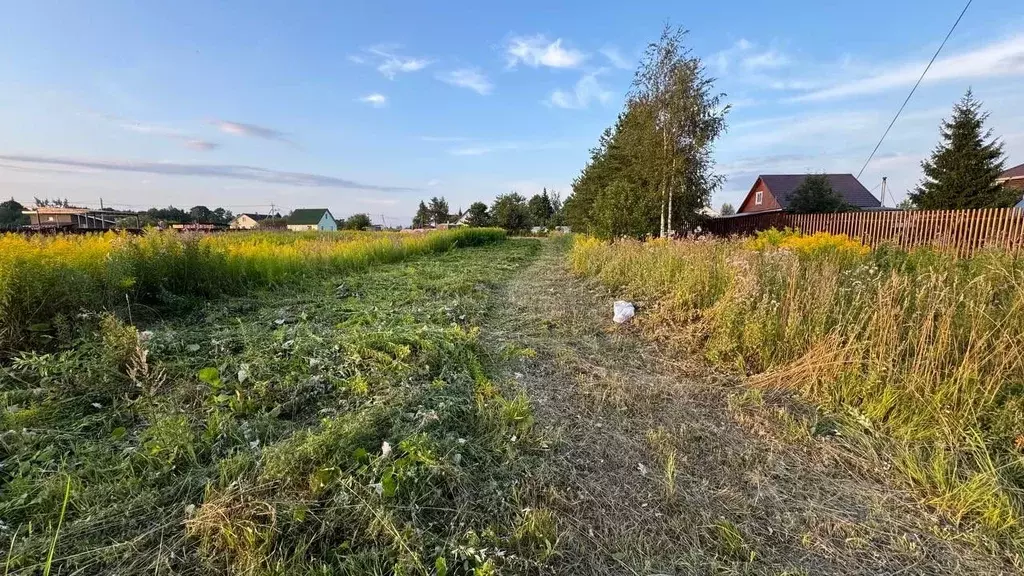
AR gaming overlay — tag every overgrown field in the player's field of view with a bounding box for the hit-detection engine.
[0,228,505,354]
[1,238,557,575]
[570,230,1024,554]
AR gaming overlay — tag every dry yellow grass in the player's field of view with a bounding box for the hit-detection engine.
[570,231,1024,550]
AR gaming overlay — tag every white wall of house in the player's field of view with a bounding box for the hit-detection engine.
[230,215,260,229]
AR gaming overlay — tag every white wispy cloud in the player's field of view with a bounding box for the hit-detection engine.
[793,35,1024,101]
[447,140,565,156]
[437,68,493,95]
[358,45,432,79]
[506,34,587,69]
[727,109,882,148]
[599,46,633,70]
[101,115,219,151]
[0,154,418,192]
[426,178,441,187]
[546,71,614,109]
[712,39,790,74]
[359,93,388,107]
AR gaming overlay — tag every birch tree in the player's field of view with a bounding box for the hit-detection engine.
[630,24,727,236]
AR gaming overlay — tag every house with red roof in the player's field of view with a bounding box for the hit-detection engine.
[737,174,881,214]
[998,163,1024,209]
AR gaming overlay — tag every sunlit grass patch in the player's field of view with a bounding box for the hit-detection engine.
[0,227,505,354]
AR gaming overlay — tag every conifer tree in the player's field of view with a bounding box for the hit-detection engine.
[909,90,1013,209]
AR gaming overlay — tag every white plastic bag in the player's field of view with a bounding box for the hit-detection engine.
[612,300,635,324]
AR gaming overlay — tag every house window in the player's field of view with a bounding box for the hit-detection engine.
[755,191,763,205]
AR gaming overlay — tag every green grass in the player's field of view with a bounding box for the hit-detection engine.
[570,232,1024,553]
[0,239,551,574]
[0,227,506,355]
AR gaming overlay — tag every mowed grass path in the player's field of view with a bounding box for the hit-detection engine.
[482,238,1013,575]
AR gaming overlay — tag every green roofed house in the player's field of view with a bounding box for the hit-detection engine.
[287,208,337,232]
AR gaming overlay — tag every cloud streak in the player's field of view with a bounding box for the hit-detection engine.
[101,115,219,151]
[447,140,565,156]
[506,35,586,69]
[599,46,633,70]
[213,120,294,144]
[356,45,432,79]
[546,71,614,109]
[712,39,790,75]
[793,36,1024,101]
[437,68,494,95]
[0,154,418,192]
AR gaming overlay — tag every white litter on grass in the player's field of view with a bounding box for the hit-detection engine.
[381,441,392,457]
[613,300,635,324]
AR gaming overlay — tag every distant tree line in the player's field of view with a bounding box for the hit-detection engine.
[410,190,566,233]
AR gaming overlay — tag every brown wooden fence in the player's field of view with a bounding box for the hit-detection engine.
[705,208,1024,256]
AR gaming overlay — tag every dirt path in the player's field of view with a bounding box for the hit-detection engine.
[484,239,1010,575]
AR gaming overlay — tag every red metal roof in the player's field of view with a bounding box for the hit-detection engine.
[759,174,881,209]
[999,163,1024,180]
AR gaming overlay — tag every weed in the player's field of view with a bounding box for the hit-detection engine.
[711,519,756,563]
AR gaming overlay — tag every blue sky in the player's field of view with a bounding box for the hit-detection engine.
[1,0,1023,223]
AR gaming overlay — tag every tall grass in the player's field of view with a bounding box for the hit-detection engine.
[571,231,1024,543]
[0,228,505,354]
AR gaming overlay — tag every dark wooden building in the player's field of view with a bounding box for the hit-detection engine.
[737,174,881,214]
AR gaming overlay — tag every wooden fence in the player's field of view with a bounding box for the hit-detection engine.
[705,208,1024,256]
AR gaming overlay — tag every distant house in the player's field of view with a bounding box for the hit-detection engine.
[287,208,337,231]
[998,163,1024,191]
[229,213,271,229]
[737,174,881,214]
[21,207,134,230]
[997,163,1024,209]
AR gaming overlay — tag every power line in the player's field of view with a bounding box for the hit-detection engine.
[856,0,973,180]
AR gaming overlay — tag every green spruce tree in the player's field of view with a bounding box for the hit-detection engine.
[412,201,431,228]
[909,90,1013,209]
[788,174,853,213]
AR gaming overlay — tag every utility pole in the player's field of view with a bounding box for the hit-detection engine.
[880,176,888,208]
[100,197,104,210]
